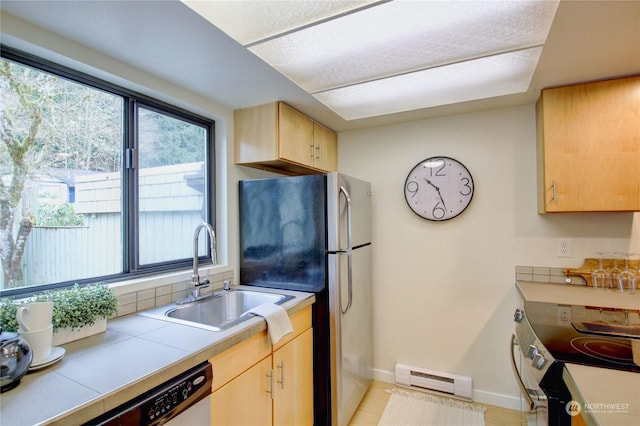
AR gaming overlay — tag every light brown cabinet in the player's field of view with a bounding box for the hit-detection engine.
[209,306,313,426]
[234,102,337,175]
[273,328,313,426]
[536,75,640,213]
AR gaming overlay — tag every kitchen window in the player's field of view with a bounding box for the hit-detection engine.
[0,47,215,297]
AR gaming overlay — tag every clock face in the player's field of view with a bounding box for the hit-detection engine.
[404,156,474,221]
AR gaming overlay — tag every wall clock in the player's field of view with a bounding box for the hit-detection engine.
[404,156,474,221]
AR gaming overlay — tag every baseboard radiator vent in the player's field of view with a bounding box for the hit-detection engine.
[395,363,473,401]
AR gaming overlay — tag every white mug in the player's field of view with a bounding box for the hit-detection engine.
[19,325,53,364]
[16,301,54,332]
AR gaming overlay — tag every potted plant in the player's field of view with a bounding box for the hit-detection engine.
[0,284,118,345]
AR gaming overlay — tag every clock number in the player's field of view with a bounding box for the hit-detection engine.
[406,180,419,198]
[460,177,472,196]
[432,201,446,220]
[430,159,446,177]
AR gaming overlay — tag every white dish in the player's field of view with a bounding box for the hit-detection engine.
[28,346,65,371]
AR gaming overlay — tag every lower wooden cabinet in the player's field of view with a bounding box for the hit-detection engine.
[273,328,313,426]
[209,306,313,426]
[210,356,273,426]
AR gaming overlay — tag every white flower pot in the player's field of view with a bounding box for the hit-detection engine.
[52,318,107,346]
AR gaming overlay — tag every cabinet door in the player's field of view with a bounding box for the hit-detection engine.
[537,76,640,212]
[278,102,314,167]
[210,356,273,426]
[313,122,337,171]
[273,328,314,426]
[234,102,278,164]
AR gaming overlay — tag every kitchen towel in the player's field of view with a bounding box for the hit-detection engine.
[246,303,293,344]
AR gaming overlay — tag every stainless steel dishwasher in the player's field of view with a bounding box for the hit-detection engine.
[84,361,212,426]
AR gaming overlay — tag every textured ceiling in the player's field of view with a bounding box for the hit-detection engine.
[1,0,638,131]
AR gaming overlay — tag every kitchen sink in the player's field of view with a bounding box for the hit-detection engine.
[139,289,294,331]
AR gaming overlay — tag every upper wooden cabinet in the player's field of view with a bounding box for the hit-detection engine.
[234,102,337,175]
[536,75,640,213]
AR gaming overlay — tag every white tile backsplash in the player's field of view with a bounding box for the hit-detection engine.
[111,270,236,318]
[515,265,586,285]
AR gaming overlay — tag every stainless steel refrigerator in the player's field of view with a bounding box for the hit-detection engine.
[239,172,372,426]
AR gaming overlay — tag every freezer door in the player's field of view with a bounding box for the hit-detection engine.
[327,173,372,251]
[239,174,327,292]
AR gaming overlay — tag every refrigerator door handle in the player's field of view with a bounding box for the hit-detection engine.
[342,253,353,314]
[339,185,353,314]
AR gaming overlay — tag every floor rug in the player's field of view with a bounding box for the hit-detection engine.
[378,389,486,426]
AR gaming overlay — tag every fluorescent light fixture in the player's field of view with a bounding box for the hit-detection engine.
[314,47,543,120]
[183,0,378,45]
[183,0,559,120]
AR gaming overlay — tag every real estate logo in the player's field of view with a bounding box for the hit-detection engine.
[566,401,581,417]
[566,400,631,416]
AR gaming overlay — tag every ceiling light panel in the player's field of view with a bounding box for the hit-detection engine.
[248,0,559,93]
[182,0,379,45]
[313,47,543,120]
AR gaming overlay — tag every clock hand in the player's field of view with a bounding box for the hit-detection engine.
[424,178,447,211]
[423,178,438,190]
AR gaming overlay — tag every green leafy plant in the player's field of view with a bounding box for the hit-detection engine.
[36,203,85,227]
[0,284,118,332]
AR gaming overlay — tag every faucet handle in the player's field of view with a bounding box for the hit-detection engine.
[196,278,210,287]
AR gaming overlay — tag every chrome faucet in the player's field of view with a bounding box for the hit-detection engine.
[179,222,217,304]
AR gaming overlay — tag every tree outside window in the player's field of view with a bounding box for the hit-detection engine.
[0,54,213,293]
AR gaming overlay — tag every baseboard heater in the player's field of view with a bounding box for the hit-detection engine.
[395,363,473,401]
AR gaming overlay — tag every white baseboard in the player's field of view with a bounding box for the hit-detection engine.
[473,389,522,411]
[372,368,522,411]
[373,368,395,384]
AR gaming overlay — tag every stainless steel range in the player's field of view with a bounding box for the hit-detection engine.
[511,297,639,426]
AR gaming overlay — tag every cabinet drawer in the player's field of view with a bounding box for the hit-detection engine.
[209,331,271,391]
[273,305,312,351]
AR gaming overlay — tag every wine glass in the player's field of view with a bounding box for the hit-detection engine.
[591,253,611,322]
[607,253,622,289]
[591,252,611,290]
[616,253,637,294]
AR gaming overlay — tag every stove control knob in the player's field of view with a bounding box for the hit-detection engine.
[526,344,539,359]
[532,352,547,370]
[513,308,524,323]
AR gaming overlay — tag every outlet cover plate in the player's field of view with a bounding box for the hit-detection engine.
[557,238,572,257]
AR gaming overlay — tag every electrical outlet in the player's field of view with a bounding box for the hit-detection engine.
[557,238,572,257]
[557,305,572,325]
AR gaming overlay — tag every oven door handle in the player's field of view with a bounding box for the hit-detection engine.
[510,334,536,411]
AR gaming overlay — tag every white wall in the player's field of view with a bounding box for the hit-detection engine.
[338,105,639,407]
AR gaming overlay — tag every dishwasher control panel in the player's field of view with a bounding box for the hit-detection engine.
[84,362,213,426]
[142,367,209,423]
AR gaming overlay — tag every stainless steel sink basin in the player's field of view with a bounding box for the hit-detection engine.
[139,289,294,331]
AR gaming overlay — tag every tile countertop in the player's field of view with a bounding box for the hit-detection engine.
[0,286,315,426]
[517,280,640,426]
[564,364,640,426]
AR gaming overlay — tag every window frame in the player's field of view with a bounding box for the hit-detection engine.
[0,46,216,298]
